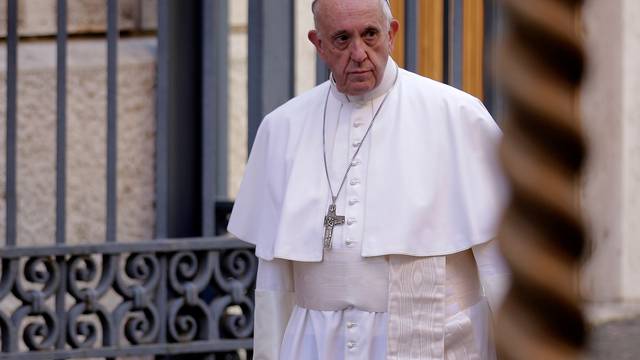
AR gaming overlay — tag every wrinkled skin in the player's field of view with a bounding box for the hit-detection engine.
[308,0,399,96]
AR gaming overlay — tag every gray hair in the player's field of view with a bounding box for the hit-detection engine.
[311,0,394,31]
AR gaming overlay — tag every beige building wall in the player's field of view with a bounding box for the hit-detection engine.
[295,0,318,95]
[582,0,640,321]
[0,22,156,248]
[620,0,640,302]
[228,0,249,199]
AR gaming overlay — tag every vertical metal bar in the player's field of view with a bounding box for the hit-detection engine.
[442,0,450,85]
[247,0,263,152]
[247,0,295,152]
[483,0,504,121]
[451,0,464,89]
[201,0,228,236]
[5,0,18,247]
[289,1,295,97]
[316,55,329,85]
[55,0,68,351]
[155,2,170,354]
[213,1,229,203]
[404,0,418,72]
[166,1,202,239]
[156,255,168,359]
[106,0,118,244]
[105,4,118,355]
[56,0,67,246]
[154,1,205,233]
[155,0,169,240]
[155,1,202,241]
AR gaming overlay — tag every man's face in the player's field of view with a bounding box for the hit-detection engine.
[308,0,399,96]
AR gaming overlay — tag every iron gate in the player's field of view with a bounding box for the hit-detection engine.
[0,0,266,358]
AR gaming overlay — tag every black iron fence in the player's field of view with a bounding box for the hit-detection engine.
[0,237,256,359]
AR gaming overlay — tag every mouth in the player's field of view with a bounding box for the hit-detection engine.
[348,70,372,76]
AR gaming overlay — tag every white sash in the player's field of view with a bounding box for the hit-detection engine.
[387,251,483,360]
[292,249,389,312]
[291,249,484,359]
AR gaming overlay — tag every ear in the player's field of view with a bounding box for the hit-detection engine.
[309,30,329,63]
[308,30,323,55]
[388,19,400,52]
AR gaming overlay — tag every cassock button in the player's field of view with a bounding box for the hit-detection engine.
[348,198,359,206]
[352,140,362,148]
[346,218,357,226]
[347,341,356,349]
[351,159,362,167]
[353,122,364,128]
[345,240,355,247]
[347,322,357,329]
[350,178,360,186]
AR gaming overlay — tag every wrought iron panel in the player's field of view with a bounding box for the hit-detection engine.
[0,237,256,359]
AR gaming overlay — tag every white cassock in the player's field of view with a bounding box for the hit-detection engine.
[228,58,510,360]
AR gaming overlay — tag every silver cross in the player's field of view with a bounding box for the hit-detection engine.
[323,204,345,249]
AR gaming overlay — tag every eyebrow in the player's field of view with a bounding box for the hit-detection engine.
[329,30,348,39]
[329,24,381,39]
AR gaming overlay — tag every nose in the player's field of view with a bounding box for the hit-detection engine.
[349,38,367,63]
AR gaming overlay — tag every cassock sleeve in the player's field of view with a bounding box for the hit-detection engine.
[227,115,288,260]
[254,258,295,360]
[472,239,510,313]
[460,98,508,247]
[227,116,295,357]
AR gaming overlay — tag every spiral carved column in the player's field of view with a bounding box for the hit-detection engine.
[495,0,587,359]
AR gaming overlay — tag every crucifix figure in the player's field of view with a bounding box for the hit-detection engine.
[323,204,345,249]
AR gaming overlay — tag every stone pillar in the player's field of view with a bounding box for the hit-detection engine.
[582,0,640,321]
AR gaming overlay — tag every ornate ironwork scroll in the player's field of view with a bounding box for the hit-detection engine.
[0,237,256,359]
[496,0,587,359]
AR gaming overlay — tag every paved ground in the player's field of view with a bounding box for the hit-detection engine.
[586,316,640,359]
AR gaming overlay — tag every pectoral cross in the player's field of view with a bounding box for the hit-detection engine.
[323,204,345,249]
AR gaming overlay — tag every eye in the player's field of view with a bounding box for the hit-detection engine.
[333,34,350,49]
[362,29,379,43]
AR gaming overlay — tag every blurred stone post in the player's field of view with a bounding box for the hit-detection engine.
[495,0,588,358]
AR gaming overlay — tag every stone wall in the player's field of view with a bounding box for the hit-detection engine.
[228,0,249,199]
[582,0,640,321]
[0,38,157,246]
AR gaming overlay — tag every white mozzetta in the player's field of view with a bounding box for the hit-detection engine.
[228,58,507,262]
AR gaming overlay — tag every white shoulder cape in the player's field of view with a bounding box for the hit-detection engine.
[228,69,508,261]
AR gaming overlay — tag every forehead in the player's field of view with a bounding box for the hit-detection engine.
[316,0,385,34]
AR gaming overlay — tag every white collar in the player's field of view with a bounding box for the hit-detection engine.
[330,57,398,105]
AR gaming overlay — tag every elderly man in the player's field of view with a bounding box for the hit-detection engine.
[228,0,509,359]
